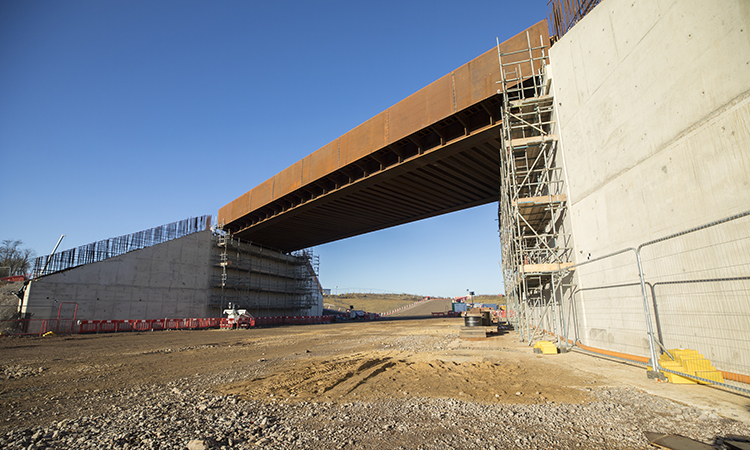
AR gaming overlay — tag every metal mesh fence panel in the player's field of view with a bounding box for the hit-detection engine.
[639,211,750,391]
[569,249,652,359]
[548,0,603,40]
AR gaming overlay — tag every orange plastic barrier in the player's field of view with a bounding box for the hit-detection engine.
[1,314,335,336]
[133,320,152,331]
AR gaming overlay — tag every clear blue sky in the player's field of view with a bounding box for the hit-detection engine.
[0,0,549,297]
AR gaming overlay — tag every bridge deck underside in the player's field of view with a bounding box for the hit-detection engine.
[231,122,504,251]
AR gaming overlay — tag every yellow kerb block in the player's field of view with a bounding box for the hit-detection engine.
[672,349,700,358]
[534,341,558,355]
[695,370,725,384]
[682,359,715,372]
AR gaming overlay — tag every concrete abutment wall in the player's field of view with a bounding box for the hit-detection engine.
[22,230,323,321]
[548,0,750,358]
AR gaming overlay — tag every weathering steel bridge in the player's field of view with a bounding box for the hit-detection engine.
[218,21,549,252]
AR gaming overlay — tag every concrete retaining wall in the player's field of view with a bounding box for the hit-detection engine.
[548,0,750,355]
[22,230,323,321]
[23,230,214,321]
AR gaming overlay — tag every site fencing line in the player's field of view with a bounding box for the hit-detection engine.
[548,210,750,394]
[30,216,211,278]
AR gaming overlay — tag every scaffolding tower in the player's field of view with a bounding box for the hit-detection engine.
[497,32,574,345]
[213,230,320,316]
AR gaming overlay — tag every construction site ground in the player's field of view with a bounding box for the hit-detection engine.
[1,298,749,449]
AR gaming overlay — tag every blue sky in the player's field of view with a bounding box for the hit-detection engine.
[0,0,549,297]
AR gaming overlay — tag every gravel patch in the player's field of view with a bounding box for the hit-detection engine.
[2,321,748,449]
[3,369,749,449]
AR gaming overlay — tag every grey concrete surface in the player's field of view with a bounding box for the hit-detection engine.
[546,0,750,369]
[550,0,750,253]
[22,230,214,321]
[21,230,323,321]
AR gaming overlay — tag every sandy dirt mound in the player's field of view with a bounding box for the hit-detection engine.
[221,350,589,405]
[2,316,748,440]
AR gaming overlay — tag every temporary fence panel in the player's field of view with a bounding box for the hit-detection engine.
[78,321,98,333]
[556,210,750,393]
[566,249,652,359]
[0,319,45,336]
[133,320,152,331]
[99,321,118,333]
[50,319,76,335]
[0,319,74,336]
[638,211,750,391]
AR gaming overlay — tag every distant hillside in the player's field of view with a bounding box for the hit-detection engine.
[323,293,504,314]
[469,295,506,307]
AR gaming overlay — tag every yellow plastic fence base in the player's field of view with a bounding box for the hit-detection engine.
[657,361,697,384]
[533,341,558,355]
[658,349,724,384]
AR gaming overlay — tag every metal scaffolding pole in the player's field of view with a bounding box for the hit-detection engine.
[497,32,574,346]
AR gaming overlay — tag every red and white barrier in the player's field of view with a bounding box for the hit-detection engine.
[0,314,337,337]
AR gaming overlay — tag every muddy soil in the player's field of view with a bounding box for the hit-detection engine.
[1,309,749,449]
[0,318,589,429]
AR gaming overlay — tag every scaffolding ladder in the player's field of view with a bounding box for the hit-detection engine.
[497,32,574,346]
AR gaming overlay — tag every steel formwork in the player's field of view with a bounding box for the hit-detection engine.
[497,32,574,344]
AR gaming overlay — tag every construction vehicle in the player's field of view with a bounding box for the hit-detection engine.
[220,303,255,329]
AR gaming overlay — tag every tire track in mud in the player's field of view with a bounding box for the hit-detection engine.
[222,353,398,401]
[219,351,592,405]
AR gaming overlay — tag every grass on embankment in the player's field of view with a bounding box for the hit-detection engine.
[469,295,506,308]
[323,293,506,314]
[323,293,429,314]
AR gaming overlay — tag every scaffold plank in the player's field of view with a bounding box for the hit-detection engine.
[523,263,574,273]
[508,134,558,149]
[509,94,554,107]
[514,194,566,206]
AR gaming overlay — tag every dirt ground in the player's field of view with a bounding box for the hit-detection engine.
[1,299,749,436]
